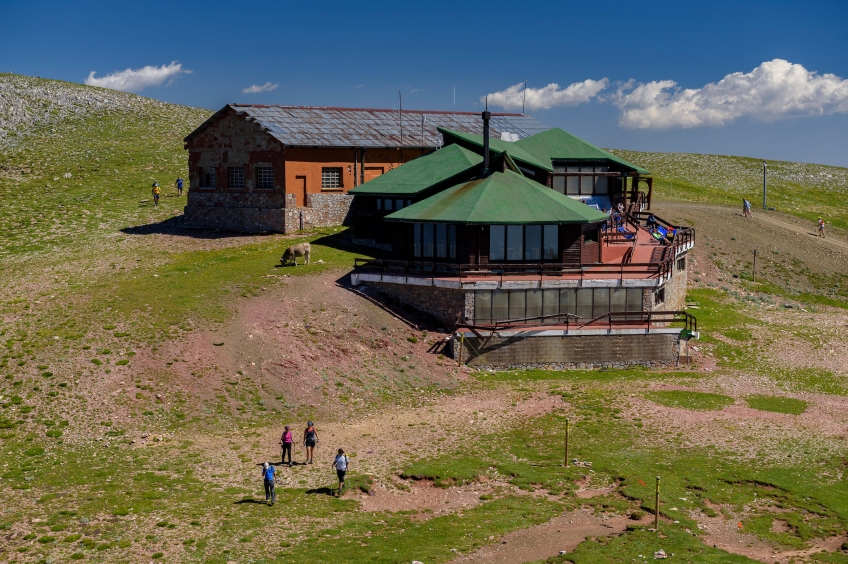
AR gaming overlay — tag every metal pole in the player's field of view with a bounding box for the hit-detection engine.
[762,161,767,210]
[564,418,570,467]
[457,333,464,367]
[654,476,660,531]
[522,79,527,115]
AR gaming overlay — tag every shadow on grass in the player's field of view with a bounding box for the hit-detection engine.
[305,487,335,496]
[120,215,261,239]
[234,498,266,505]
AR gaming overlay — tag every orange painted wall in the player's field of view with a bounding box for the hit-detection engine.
[284,147,429,206]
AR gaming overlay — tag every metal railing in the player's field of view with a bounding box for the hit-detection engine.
[456,310,697,334]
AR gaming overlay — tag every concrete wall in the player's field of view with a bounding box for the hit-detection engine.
[453,332,680,369]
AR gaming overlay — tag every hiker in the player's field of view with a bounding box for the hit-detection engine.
[646,213,658,229]
[262,462,276,505]
[152,182,161,206]
[280,425,294,466]
[332,448,350,495]
[742,198,752,217]
[174,176,184,196]
[303,421,318,464]
[818,217,826,237]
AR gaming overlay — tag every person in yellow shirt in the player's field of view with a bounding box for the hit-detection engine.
[152,182,161,206]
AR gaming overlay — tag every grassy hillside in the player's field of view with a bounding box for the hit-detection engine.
[609,149,848,231]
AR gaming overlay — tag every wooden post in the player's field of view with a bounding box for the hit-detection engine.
[457,333,464,367]
[752,250,757,282]
[564,418,570,467]
[654,476,660,531]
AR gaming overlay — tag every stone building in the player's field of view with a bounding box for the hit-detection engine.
[350,112,697,369]
[181,104,547,233]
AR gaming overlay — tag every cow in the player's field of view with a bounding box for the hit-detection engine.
[281,242,311,266]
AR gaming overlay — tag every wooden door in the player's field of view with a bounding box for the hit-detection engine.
[364,167,384,182]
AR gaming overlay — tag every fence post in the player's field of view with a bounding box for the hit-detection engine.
[457,333,464,367]
[563,418,570,467]
[654,476,660,531]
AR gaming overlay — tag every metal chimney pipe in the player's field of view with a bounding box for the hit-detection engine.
[482,110,491,176]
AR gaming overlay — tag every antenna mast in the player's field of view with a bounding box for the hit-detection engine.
[522,79,527,114]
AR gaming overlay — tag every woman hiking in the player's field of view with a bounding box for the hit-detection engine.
[262,462,276,506]
[332,448,350,495]
[303,421,318,464]
[280,425,294,466]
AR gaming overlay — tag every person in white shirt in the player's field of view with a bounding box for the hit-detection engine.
[332,448,350,495]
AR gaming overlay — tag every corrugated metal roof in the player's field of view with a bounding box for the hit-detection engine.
[184,104,549,148]
[348,145,483,196]
[385,170,609,225]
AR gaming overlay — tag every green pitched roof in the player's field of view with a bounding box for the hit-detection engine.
[384,170,609,225]
[438,128,553,172]
[347,144,482,196]
[514,128,649,174]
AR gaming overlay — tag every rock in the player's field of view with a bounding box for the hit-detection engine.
[140,433,149,439]
[412,561,424,564]
[559,550,568,555]
[450,548,458,553]
[654,549,667,559]
[80,517,89,524]
[62,172,72,178]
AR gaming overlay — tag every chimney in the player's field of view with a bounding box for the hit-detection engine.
[482,109,491,176]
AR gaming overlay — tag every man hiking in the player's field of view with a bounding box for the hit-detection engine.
[818,217,826,237]
[152,182,161,206]
[332,448,349,495]
[262,462,276,506]
[174,176,184,196]
[303,421,318,464]
[280,425,294,466]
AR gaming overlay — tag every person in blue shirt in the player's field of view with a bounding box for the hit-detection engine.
[262,462,276,505]
[174,177,184,196]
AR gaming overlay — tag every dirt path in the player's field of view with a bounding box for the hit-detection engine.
[449,510,653,564]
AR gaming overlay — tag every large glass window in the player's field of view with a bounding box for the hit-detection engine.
[525,225,541,261]
[506,225,523,260]
[554,164,612,197]
[490,225,505,261]
[566,166,580,195]
[448,225,456,259]
[413,223,421,257]
[474,287,644,324]
[435,224,447,258]
[422,223,434,257]
[412,223,456,259]
[580,168,594,196]
[543,225,558,260]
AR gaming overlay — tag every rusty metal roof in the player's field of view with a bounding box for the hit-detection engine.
[184,104,549,148]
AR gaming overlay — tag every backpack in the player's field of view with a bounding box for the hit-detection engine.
[335,455,348,471]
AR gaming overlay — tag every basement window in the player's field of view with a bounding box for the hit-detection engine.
[677,257,686,271]
[200,167,217,188]
[655,287,665,305]
[255,166,274,190]
[228,166,245,190]
[321,168,342,190]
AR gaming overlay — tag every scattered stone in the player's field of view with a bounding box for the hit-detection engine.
[62,172,72,179]
[654,549,667,559]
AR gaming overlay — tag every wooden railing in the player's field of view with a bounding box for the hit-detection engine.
[456,310,697,334]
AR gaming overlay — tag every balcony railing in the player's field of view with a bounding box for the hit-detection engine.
[456,310,697,335]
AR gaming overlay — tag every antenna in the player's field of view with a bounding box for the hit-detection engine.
[421,109,425,146]
[522,79,527,115]
[399,90,403,147]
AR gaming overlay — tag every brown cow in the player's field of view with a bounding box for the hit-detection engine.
[281,242,311,266]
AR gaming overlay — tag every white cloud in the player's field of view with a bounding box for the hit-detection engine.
[242,82,279,94]
[485,79,609,111]
[614,59,848,129]
[84,61,189,93]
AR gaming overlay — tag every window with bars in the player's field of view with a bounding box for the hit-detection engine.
[228,166,245,190]
[474,287,644,324]
[201,167,217,188]
[255,166,274,190]
[321,168,342,190]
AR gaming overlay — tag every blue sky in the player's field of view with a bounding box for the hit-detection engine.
[2,0,847,166]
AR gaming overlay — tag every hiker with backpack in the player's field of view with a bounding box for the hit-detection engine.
[174,176,184,196]
[152,182,161,206]
[280,425,294,466]
[332,448,349,495]
[303,421,318,465]
[262,462,276,506]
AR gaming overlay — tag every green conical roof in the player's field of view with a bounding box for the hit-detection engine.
[438,128,553,172]
[385,170,609,225]
[348,144,482,196]
[514,128,649,174]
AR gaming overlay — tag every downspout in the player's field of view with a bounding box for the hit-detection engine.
[353,148,358,187]
[360,148,366,185]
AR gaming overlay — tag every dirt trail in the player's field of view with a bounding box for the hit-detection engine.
[449,510,654,564]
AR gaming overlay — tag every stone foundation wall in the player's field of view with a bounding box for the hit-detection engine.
[453,332,680,369]
[366,282,466,327]
[182,192,353,234]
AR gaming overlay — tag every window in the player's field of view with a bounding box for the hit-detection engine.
[201,167,217,188]
[473,287,645,324]
[413,223,456,259]
[655,288,665,305]
[396,199,404,210]
[228,166,245,190]
[255,166,274,189]
[553,164,610,197]
[491,225,558,262]
[321,167,342,190]
[584,228,599,244]
[489,225,506,261]
[567,166,580,195]
[384,199,393,211]
[677,257,686,271]
[377,198,382,210]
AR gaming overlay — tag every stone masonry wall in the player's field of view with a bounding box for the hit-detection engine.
[282,194,354,234]
[453,332,680,369]
[366,282,466,327]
